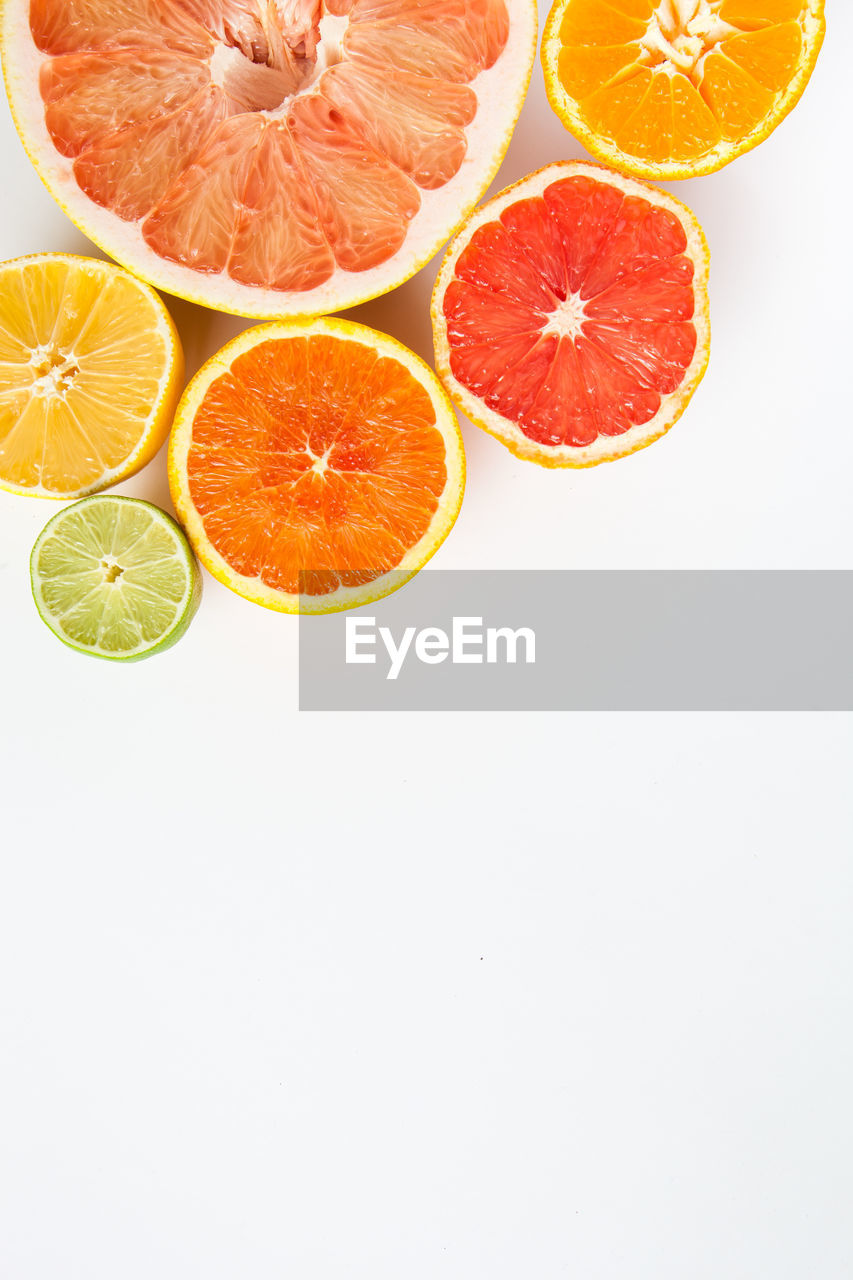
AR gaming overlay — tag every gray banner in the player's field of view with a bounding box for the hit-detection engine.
[298,571,853,711]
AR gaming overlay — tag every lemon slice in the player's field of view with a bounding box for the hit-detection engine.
[31,495,201,661]
[0,253,183,498]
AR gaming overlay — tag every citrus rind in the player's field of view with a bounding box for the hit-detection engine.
[2,0,538,318]
[0,252,184,499]
[168,316,466,614]
[30,494,202,660]
[541,0,826,180]
[431,161,711,468]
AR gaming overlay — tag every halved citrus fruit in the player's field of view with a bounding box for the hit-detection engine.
[541,0,825,179]
[431,162,710,468]
[31,495,202,660]
[0,252,183,498]
[168,317,465,613]
[2,0,537,319]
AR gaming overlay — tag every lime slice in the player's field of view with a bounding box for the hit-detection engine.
[31,495,201,661]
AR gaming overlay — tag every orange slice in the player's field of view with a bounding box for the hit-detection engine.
[168,318,465,613]
[541,0,825,178]
[431,162,710,468]
[2,0,537,317]
[0,253,183,498]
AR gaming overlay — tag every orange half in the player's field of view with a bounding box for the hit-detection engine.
[168,318,465,613]
[542,0,825,178]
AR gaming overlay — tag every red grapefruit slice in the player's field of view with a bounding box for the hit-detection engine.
[2,0,537,317]
[431,162,711,467]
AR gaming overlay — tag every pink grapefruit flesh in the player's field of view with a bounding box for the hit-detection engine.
[3,0,537,316]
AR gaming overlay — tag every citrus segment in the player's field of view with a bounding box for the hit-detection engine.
[348,0,511,71]
[542,0,825,178]
[720,0,802,24]
[39,49,210,158]
[559,0,647,45]
[669,74,721,158]
[699,50,773,139]
[230,122,335,291]
[31,495,201,660]
[0,253,183,498]
[319,62,476,190]
[580,68,654,145]
[431,163,710,468]
[541,176,623,292]
[286,95,420,272]
[29,0,209,56]
[168,319,465,613]
[557,42,642,99]
[4,0,537,317]
[72,90,228,224]
[723,22,802,89]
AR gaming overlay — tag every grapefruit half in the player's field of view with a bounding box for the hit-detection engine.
[168,317,465,613]
[2,0,537,318]
[432,162,711,468]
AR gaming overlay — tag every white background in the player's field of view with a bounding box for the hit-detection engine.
[1,2,851,1276]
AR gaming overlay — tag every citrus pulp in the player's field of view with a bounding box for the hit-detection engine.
[432,161,710,467]
[169,317,465,612]
[541,0,825,179]
[0,252,183,498]
[31,494,201,659]
[3,0,537,317]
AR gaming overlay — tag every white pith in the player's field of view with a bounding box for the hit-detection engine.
[207,10,350,105]
[541,0,825,180]
[168,317,466,615]
[2,0,538,319]
[28,346,80,396]
[0,253,183,499]
[544,292,586,342]
[639,1,738,82]
[431,162,711,469]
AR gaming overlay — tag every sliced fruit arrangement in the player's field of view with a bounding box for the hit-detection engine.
[542,0,825,179]
[0,253,183,498]
[169,317,465,613]
[432,161,710,468]
[31,494,201,660]
[2,0,537,317]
